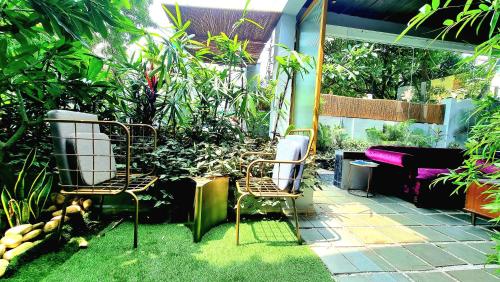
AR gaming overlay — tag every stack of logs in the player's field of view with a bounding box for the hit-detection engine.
[0,196,92,277]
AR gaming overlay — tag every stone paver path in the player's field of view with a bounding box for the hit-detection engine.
[301,181,499,281]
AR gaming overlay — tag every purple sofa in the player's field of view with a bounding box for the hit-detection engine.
[365,146,465,208]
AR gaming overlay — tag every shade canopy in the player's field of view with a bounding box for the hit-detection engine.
[300,0,488,45]
[164,4,281,63]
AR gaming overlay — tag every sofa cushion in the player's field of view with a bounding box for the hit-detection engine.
[368,145,464,169]
[47,110,100,185]
[416,168,449,180]
[476,160,499,175]
[66,132,117,186]
[365,148,414,168]
[285,135,310,193]
[272,139,301,190]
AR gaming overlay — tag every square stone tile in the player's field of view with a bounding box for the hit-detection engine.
[338,214,372,227]
[321,227,364,247]
[339,247,395,272]
[414,208,441,215]
[372,246,433,271]
[410,227,455,242]
[336,273,411,282]
[431,226,484,241]
[404,244,466,267]
[406,271,455,282]
[428,214,469,225]
[468,242,497,254]
[460,226,494,240]
[447,269,499,282]
[404,213,444,226]
[307,215,344,228]
[368,214,403,226]
[376,226,426,243]
[366,204,398,214]
[373,196,401,203]
[385,214,421,226]
[311,246,358,274]
[347,227,395,244]
[437,243,488,264]
[449,213,491,225]
[317,227,341,241]
[330,203,373,214]
[383,203,418,213]
[484,267,500,277]
[298,216,314,228]
[300,228,326,243]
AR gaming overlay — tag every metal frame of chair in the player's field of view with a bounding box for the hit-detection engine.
[46,118,158,248]
[235,129,314,245]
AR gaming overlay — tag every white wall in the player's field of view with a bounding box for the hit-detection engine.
[269,14,297,137]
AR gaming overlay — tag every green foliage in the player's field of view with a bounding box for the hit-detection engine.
[271,45,313,139]
[322,38,489,101]
[434,96,499,193]
[433,95,499,263]
[300,161,322,191]
[317,124,371,152]
[397,0,499,70]
[113,3,279,144]
[317,124,334,152]
[0,0,146,165]
[1,149,52,227]
[366,120,442,147]
[151,135,267,183]
[401,1,499,267]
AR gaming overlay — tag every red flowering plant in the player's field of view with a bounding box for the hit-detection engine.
[143,62,159,124]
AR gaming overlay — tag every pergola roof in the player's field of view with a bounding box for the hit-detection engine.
[164,4,281,63]
[325,0,489,45]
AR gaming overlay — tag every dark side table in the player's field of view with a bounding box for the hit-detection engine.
[347,160,379,197]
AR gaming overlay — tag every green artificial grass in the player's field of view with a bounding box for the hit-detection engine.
[7,220,332,281]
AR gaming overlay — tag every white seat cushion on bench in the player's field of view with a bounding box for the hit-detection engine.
[272,139,301,190]
[66,132,117,186]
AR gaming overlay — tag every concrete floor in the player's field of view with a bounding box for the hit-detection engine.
[301,177,499,281]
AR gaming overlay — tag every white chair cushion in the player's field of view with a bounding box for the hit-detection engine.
[48,110,100,185]
[285,135,310,192]
[272,139,301,190]
[66,132,117,186]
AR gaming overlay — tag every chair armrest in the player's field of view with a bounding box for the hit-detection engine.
[239,151,275,172]
[241,151,275,159]
[243,158,303,195]
[123,124,157,175]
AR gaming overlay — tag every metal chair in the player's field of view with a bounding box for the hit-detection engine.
[235,129,314,245]
[46,110,158,248]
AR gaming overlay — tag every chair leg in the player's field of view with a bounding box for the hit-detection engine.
[236,194,246,246]
[98,195,104,220]
[471,212,476,226]
[292,198,301,244]
[57,200,68,243]
[126,191,139,249]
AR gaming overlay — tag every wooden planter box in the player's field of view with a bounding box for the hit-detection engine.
[465,180,500,225]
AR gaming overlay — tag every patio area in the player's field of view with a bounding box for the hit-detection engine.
[297,173,499,281]
[1,0,499,280]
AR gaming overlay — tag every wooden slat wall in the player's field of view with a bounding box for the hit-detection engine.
[320,95,445,124]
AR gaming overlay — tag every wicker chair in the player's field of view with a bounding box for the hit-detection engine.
[235,129,314,245]
[46,110,158,248]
